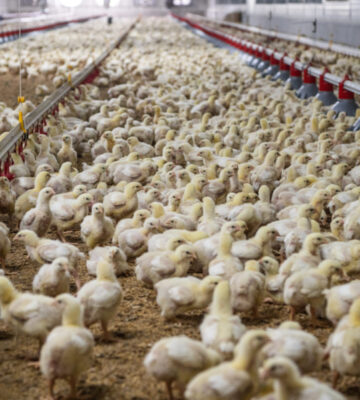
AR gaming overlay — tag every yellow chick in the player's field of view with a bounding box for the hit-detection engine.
[328,298,360,388]
[185,330,269,400]
[77,255,123,341]
[154,275,221,320]
[80,203,114,249]
[200,280,246,360]
[324,280,360,325]
[0,276,63,355]
[103,181,142,221]
[40,294,94,400]
[136,244,197,287]
[0,222,10,270]
[113,209,150,238]
[46,161,73,194]
[231,226,278,263]
[86,246,128,276]
[15,171,51,220]
[50,192,93,242]
[198,196,224,236]
[320,240,360,276]
[14,230,84,289]
[0,176,15,218]
[258,256,283,303]
[144,336,221,400]
[284,260,342,321]
[148,229,208,252]
[194,221,246,270]
[208,223,244,279]
[20,186,55,237]
[58,134,77,167]
[260,357,344,400]
[229,261,265,317]
[32,257,71,297]
[261,321,324,373]
[72,163,107,190]
[114,217,161,258]
[280,233,328,277]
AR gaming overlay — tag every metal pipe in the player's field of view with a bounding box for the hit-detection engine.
[187,13,360,58]
[0,19,137,163]
[180,14,360,95]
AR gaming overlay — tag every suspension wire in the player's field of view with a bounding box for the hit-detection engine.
[18,0,22,100]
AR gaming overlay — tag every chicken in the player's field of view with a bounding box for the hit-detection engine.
[50,192,93,242]
[77,253,122,341]
[14,230,84,289]
[194,221,247,270]
[72,163,107,190]
[80,202,114,249]
[58,134,77,167]
[154,275,221,319]
[261,321,323,373]
[284,260,342,321]
[0,222,11,270]
[103,181,142,221]
[32,257,71,297]
[136,244,197,287]
[280,233,328,277]
[208,222,244,279]
[115,217,161,258]
[40,294,94,400]
[15,171,51,221]
[320,240,360,276]
[0,176,15,218]
[20,187,55,237]
[113,209,150,238]
[144,336,221,400]
[328,298,360,387]
[46,162,73,194]
[200,280,246,360]
[185,330,269,400]
[86,246,129,276]
[229,261,265,317]
[324,280,360,325]
[260,357,345,400]
[0,276,64,355]
[231,226,278,263]
[198,196,224,235]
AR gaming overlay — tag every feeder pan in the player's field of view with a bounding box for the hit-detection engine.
[350,117,360,131]
[332,74,358,116]
[273,53,290,81]
[262,51,279,77]
[249,48,262,69]
[256,49,270,72]
[286,58,302,90]
[296,64,318,99]
[315,68,337,106]
[243,45,255,65]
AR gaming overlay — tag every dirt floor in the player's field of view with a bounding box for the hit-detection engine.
[0,217,359,400]
[0,71,54,109]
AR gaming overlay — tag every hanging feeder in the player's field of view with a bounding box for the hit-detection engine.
[286,58,302,90]
[296,64,318,99]
[332,74,358,116]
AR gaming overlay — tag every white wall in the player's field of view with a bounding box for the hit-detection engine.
[47,0,168,16]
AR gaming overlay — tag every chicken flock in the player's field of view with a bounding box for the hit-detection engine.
[0,16,360,400]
